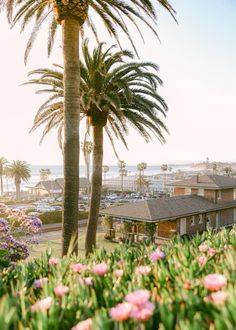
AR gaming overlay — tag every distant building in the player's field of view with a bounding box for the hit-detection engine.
[28,177,88,198]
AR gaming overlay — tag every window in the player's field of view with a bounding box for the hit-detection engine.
[206,216,211,229]
[185,188,191,195]
[234,189,236,200]
[191,216,195,226]
[218,191,222,200]
[198,214,203,224]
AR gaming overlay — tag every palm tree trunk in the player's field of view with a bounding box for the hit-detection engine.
[85,126,103,255]
[15,181,20,201]
[61,17,80,256]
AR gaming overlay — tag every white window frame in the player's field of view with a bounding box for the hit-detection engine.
[206,216,211,229]
[180,218,187,235]
[198,214,203,224]
[218,190,222,200]
[198,189,204,196]
[185,188,191,195]
[191,216,195,226]
[234,189,236,200]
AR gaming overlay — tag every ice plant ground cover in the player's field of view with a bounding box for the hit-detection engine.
[0,229,236,329]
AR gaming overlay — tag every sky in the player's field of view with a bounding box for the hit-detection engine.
[0,0,236,165]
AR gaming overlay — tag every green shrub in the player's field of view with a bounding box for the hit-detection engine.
[39,211,88,224]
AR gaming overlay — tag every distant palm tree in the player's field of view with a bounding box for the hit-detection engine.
[161,163,168,191]
[39,168,51,181]
[8,161,31,201]
[25,43,168,255]
[102,165,109,187]
[118,161,127,195]
[0,157,7,196]
[224,166,232,177]
[1,0,175,256]
[137,162,147,193]
[81,140,93,204]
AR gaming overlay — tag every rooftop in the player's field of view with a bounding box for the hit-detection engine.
[170,174,236,189]
[100,195,236,222]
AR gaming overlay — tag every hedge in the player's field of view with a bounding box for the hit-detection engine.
[39,210,88,224]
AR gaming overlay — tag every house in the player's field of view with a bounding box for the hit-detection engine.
[100,174,236,240]
[28,177,88,198]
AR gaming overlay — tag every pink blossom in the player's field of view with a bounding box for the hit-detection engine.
[210,291,227,304]
[198,255,208,267]
[135,266,151,276]
[31,297,53,312]
[130,301,155,321]
[114,269,124,278]
[198,244,209,253]
[70,263,87,273]
[125,290,150,305]
[207,248,216,257]
[203,274,227,291]
[54,284,69,297]
[109,302,133,321]
[71,318,92,330]
[33,277,48,288]
[48,257,59,266]
[150,248,165,262]
[79,277,93,286]
[92,262,108,276]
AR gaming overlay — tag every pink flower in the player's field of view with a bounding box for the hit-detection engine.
[79,277,93,286]
[71,318,92,330]
[114,269,124,278]
[198,256,207,267]
[135,266,151,276]
[92,263,108,276]
[31,297,53,312]
[125,290,150,305]
[130,301,154,321]
[48,257,59,266]
[33,277,48,288]
[203,274,227,291]
[70,263,87,273]
[183,281,192,290]
[198,244,209,252]
[207,248,216,257]
[150,248,165,262]
[109,302,133,321]
[210,291,227,304]
[54,284,69,297]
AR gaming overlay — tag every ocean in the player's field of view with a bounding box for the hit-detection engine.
[2,164,193,192]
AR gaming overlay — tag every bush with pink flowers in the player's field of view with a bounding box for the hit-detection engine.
[0,227,236,329]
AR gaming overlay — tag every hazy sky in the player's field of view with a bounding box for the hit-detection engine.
[1,0,236,165]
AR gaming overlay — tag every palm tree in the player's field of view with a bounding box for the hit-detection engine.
[25,42,169,255]
[118,161,127,195]
[161,163,168,191]
[137,162,147,193]
[8,161,31,201]
[39,168,51,181]
[81,140,93,202]
[102,165,109,187]
[0,157,7,196]
[2,0,175,257]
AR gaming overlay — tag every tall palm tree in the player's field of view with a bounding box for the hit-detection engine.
[1,0,175,256]
[0,157,7,196]
[8,161,31,201]
[161,163,168,192]
[39,168,51,181]
[137,162,147,193]
[25,42,169,255]
[118,161,127,195]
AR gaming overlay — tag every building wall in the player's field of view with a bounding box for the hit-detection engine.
[220,209,234,227]
[185,214,206,234]
[204,189,216,202]
[174,188,185,196]
[191,188,198,195]
[220,189,234,202]
[157,220,177,238]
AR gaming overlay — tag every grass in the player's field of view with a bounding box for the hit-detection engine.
[29,232,118,259]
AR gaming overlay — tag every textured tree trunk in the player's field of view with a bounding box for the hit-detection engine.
[62,17,80,256]
[85,126,103,255]
[0,174,3,196]
[15,180,20,201]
